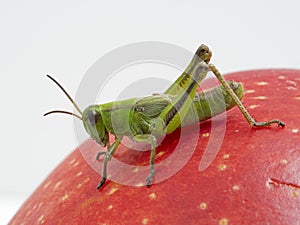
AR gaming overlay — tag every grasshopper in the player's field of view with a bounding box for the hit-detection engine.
[45,44,285,189]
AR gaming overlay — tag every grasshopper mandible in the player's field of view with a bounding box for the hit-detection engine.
[45,44,285,189]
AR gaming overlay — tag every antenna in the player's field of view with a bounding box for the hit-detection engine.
[46,75,83,115]
[44,75,83,120]
[44,110,82,120]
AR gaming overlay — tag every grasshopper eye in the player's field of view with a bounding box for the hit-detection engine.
[87,110,99,126]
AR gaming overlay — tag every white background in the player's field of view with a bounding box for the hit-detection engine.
[1,1,300,224]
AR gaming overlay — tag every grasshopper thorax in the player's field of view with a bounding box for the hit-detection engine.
[82,105,109,147]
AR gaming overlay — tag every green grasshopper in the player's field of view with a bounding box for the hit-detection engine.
[45,44,285,189]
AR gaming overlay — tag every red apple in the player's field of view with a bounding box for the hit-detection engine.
[9,69,300,225]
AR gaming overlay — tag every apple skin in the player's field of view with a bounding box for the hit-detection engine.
[9,69,300,225]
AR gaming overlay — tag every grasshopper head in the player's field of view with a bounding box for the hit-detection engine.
[82,105,109,147]
[44,75,109,147]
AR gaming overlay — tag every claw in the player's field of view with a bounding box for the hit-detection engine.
[146,172,154,187]
[146,178,152,187]
[97,177,106,190]
[96,151,106,160]
[253,119,285,128]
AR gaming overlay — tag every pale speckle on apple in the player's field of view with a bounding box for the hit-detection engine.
[280,159,288,165]
[294,96,300,100]
[83,177,91,183]
[249,104,259,109]
[61,193,68,201]
[156,151,165,158]
[76,171,83,177]
[278,75,286,79]
[133,167,139,173]
[54,181,62,190]
[202,132,210,138]
[218,164,227,171]
[286,80,297,86]
[219,218,229,225]
[245,89,255,94]
[68,158,76,165]
[142,218,149,224]
[232,185,240,191]
[250,96,267,100]
[25,209,32,217]
[73,161,80,167]
[256,81,269,86]
[108,187,118,195]
[32,203,38,210]
[76,177,91,189]
[199,202,207,210]
[286,86,297,91]
[149,193,156,199]
[107,204,113,210]
[292,128,298,133]
[43,181,51,189]
[292,190,299,198]
[223,154,230,159]
[38,214,45,224]
[38,202,44,209]
[135,182,144,187]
